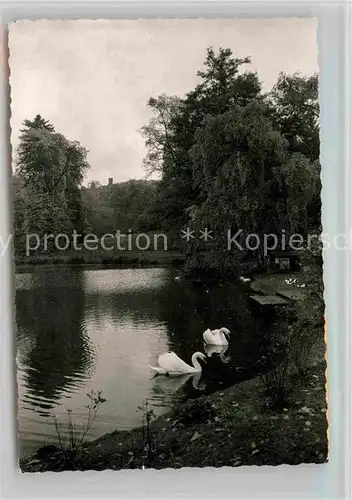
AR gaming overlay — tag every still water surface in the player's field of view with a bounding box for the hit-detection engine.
[16,266,273,457]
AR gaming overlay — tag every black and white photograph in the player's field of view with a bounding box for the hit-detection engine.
[8,18,328,472]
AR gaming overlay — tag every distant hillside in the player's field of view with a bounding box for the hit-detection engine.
[81,178,160,234]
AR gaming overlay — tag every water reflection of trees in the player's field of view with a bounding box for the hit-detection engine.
[16,269,95,414]
[84,288,163,327]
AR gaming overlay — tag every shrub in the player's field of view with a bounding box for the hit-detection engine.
[261,361,291,409]
[174,396,216,425]
[260,309,293,408]
[52,389,106,466]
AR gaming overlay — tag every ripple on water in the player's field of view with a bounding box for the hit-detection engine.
[20,369,93,414]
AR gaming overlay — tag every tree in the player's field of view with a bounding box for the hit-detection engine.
[276,154,321,234]
[141,47,262,231]
[188,102,321,275]
[17,128,89,197]
[140,95,181,175]
[268,73,321,229]
[268,73,319,162]
[188,101,290,273]
[21,114,55,132]
[190,47,262,114]
[14,116,90,252]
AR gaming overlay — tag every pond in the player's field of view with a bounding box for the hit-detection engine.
[16,266,275,457]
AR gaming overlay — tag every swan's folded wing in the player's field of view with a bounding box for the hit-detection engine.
[203,329,212,343]
[158,352,190,373]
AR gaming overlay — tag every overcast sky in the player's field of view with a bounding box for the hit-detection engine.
[9,18,318,185]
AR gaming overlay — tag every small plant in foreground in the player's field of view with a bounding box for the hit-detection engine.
[53,389,106,465]
[260,310,292,409]
[261,362,290,409]
[137,400,156,467]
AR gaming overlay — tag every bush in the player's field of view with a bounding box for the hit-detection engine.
[174,396,216,425]
[261,273,325,408]
[260,309,293,408]
[52,389,106,466]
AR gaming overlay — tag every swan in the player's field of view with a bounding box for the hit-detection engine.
[203,327,231,346]
[239,276,251,283]
[149,351,206,376]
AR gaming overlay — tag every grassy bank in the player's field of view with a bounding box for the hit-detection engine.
[14,230,188,269]
[15,249,186,270]
[20,354,328,472]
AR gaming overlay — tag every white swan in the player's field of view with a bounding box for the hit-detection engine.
[239,276,251,283]
[203,327,231,346]
[149,351,206,376]
[284,278,305,288]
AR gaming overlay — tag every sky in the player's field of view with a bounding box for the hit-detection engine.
[9,18,318,185]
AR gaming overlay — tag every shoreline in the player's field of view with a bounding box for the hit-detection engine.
[14,255,304,283]
[20,355,328,472]
[14,250,186,271]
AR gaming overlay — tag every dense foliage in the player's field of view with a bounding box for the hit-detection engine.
[81,179,158,236]
[13,116,89,253]
[141,47,321,277]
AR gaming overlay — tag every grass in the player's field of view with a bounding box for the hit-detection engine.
[20,353,328,472]
[249,273,305,295]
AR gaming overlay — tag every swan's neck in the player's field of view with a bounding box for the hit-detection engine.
[219,330,228,344]
[191,353,203,372]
